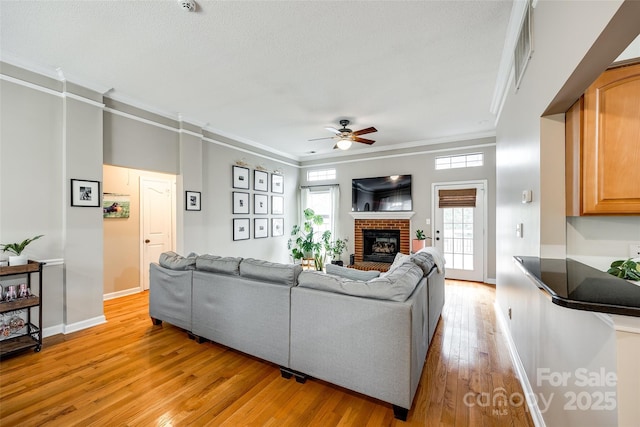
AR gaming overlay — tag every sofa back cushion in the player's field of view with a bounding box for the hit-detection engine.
[325,263,380,281]
[240,258,303,287]
[196,254,242,275]
[298,261,423,302]
[159,251,197,270]
[409,251,436,276]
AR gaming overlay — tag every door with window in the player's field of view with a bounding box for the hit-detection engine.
[433,182,485,282]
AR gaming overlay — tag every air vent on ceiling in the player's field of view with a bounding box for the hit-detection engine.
[514,1,533,90]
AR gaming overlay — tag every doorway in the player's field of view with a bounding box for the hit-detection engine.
[140,177,175,291]
[432,181,487,282]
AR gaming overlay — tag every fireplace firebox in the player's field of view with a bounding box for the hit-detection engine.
[363,229,400,263]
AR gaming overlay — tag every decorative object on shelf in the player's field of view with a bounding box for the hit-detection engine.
[4,284,17,302]
[607,258,640,281]
[288,208,329,270]
[325,237,349,266]
[412,229,427,253]
[185,191,201,211]
[71,179,101,207]
[254,218,268,239]
[271,196,284,215]
[232,192,250,214]
[272,218,284,237]
[254,194,268,215]
[232,165,250,189]
[1,234,44,266]
[103,193,130,218]
[254,170,269,192]
[271,174,284,194]
[233,218,250,241]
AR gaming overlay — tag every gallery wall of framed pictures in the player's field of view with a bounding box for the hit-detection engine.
[232,165,285,241]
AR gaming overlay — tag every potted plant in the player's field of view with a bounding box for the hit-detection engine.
[1,235,44,266]
[412,229,427,253]
[324,235,348,266]
[288,209,326,270]
[607,258,640,283]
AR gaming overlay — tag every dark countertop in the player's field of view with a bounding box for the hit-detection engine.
[514,256,640,317]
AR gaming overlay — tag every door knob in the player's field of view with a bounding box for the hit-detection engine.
[145,239,150,243]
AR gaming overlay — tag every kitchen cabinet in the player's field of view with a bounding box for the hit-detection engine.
[566,63,640,215]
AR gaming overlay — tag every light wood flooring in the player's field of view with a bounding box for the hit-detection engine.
[0,280,534,426]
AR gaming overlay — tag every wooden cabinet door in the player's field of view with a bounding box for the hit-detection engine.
[582,64,640,214]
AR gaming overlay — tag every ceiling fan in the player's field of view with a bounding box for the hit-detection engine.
[308,119,377,150]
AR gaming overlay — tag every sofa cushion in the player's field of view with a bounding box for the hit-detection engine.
[298,261,423,302]
[326,263,380,281]
[159,251,197,270]
[380,252,410,277]
[240,258,303,286]
[196,254,242,275]
[409,251,436,276]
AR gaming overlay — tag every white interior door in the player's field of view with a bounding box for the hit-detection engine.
[433,182,485,282]
[141,178,174,290]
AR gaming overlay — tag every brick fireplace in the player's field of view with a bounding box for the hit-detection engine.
[353,218,410,264]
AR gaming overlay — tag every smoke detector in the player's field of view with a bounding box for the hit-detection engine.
[178,0,196,12]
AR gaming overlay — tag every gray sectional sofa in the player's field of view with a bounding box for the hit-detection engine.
[149,248,445,421]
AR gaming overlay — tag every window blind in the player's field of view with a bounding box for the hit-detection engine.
[438,188,477,208]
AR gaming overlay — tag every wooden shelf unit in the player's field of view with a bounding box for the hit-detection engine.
[0,260,43,357]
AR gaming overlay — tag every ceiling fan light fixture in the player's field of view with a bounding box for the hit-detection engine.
[337,138,352,150]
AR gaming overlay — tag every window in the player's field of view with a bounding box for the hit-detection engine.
[301,185,340,239]
[435,153,484,170]
[307,168,336,182]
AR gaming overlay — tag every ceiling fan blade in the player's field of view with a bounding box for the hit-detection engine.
[308,136,335,141]
[325,127,341,135]
[333,144,339,150]
[353,137,375,145]
[352,126,377,136]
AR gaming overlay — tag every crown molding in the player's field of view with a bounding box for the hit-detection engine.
[0,51,60,81]
[105,90,181,122]
[56,68,111,94]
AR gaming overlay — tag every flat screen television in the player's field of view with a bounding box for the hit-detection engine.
[352,175,412,212]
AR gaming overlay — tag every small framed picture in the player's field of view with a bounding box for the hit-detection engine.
[254,194,268,215]
[271,174,284,194]
[271,196,284,215]
[272,218,284,237]
[233,218,250,241]
[254,218,268,239]
[254,170,269,192]
[71,179,101,207]
[186,191,201,211]
[233,192,250,214]
[233,166,250,189]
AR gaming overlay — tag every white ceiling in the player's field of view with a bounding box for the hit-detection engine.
[1,0,513,161]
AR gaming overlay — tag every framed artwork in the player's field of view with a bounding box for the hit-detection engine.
[71,179,101,207]
[271,174,284,194]
[254,194,268,215]
[233,192,250,214]
[254,170,269,192]
[254,218,268,239]
[272,218,284,237]
[103,193,130,218]
[233,218,250,241]
[185,191,201,211]
[271,196,284,215]
[233,165,250,189]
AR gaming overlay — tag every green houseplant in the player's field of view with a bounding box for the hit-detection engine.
[607,258,640,282]
[412,229,427,253]
[1,234,44,266]
[288,208,327,270]
[324,236,349,266]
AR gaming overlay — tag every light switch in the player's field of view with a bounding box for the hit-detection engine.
[425,218,431,225]
[516,223,523,238]
[522,190,532,203]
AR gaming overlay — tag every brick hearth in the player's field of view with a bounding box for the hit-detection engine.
[353,219,410,264]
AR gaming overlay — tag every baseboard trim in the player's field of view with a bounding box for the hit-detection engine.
[42,324,64,338]
[494,302,546,427]
[63,315,107,334]
[485,277,496,285]
[103,287,142,301]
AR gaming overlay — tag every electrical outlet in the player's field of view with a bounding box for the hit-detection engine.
[630,244,640,259]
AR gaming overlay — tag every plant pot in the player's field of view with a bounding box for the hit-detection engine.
[8,255,27,266]
[412,239,426,253]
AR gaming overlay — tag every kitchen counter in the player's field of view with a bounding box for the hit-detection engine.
[514,256,640,317]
